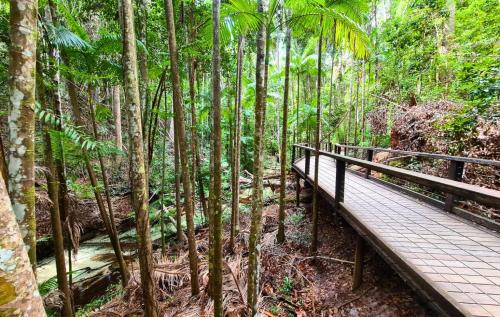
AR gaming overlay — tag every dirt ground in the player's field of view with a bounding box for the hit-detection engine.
[257,193,436,317]
[92,177,436,317]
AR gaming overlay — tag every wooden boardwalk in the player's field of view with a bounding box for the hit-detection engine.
[293,156,500,317]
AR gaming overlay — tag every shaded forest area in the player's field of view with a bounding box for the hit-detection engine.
[0,0,498,316]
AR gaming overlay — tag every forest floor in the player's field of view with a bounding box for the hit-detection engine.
[87,176,436,317]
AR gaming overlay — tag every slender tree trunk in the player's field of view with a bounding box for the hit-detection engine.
[360,60,366,144]
[0,136,8,187]
[230,36,245,248]
[121,0,157,314]
[113,86,123,150]
[277,29,291,244]
[188,59,208,218]
[311,16,323,254]
[160,101,168,255]
[173,115,185,242]
[7,0,38,271]
[0,172,45,316]
[296,73,300,142]
[41,97,74,317]
[67,86,130,286]
[247,0,267,313]
[346,63,354,144]
[209,0,223,314]
[354,62,360,146]
[163,0,200,295]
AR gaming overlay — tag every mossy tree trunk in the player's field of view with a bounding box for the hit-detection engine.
[230,36,245,249]
[121,0,157,314]
[277,28,291,244]
[163,0,200,296]
[7,0,38,271]
[0,172,45,316]
[247,0,267,313]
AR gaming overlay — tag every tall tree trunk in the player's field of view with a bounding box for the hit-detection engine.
[40,84,74,317]
[230,36,245,248]
[173,115,185,242]
[121,0,157,314]
[188,58,207,218]
[247,0,267,313]
[296,73,300,143]
[67,86,130,286]
[346,63,354,144]
[7,0,38,271]
[0,172,45,316]
[209,0,223,314]
[163,0,200,296]
[310,16,323,254]
[113,86,123,150]
[354,62,360,146]
[0,136,8,187]
[277,29,291,244]
[360,60,366,144]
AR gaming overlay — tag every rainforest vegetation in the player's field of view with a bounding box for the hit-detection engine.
[0,0,498,316]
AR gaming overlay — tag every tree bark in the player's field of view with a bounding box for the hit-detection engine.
[163,0,200,296]
[7,0,38,271]
[230,36,245,248]
[209,0,223,314]
[311,16,323,254]
[247,0,267,313]
[121,0,157,314]
[113,86,123,150]
[0,172,45,316]
[0,136,8,188]
[277,29,291,244]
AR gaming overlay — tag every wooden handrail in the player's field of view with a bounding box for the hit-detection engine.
[335,143,500,167]
[293,144,500,209]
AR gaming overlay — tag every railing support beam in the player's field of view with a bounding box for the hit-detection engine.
[335,160,346,210]
[445,161,465,212]
[305,149,311,176]
[352,234,365,290]
[365,149,374,179]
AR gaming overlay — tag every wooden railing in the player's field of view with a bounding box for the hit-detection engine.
[333,144,500,212]
[292,144,500,212]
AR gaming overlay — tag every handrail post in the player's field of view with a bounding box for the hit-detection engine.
[329,142,333,152]
[365,149,374,179]
[292,145,296,164]
[305,149,310,175]
[444,160,465,212]
[335,160,346,209]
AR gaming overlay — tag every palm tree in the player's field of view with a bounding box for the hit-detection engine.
[7,0,38,271]
[277,27,292,243]
[288,0,369,254]
[121,0,157,314]
[210,0,224,314]
[247,0,267,313]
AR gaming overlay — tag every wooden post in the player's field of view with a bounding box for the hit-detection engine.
[305,149,310,175]
[335,160,346,209]
[352,234,365,290]
[444,160,465,212]
[329,142,333,152]
[365,149,374,179]
[292,145,296,164]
